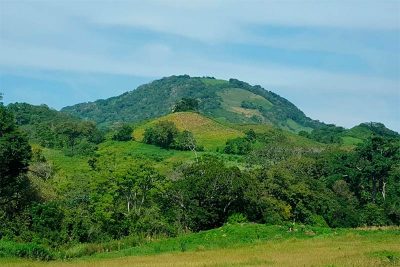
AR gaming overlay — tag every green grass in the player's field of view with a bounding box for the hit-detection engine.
[218,88,273,121]
[133,112,244,151]
[341,136,364,146]
[42,149,91,177]
[2,224,399,266]
[97,140,196,173]
[219,88,273,109]
[283,119,313,133]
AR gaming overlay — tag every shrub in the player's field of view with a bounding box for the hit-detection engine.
[112,124,134,141]
[143,121,178,148]
[227,213,248,224]
[224,137,252,155]
[0,240,53,261]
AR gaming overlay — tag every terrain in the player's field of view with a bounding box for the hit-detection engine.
[61,75,322,132]
[1,76,399,266]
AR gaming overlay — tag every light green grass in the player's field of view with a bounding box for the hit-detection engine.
[218,88,273,120]
[342,136,364,146]
[42,149,91,177]
[3,225,399,266]
[283,119,313,133]
[133,112,244,151]
[97,140,196,173]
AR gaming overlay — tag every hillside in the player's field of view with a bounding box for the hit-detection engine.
[6,103,103,155]
[133,112,244,150]
[62,75,323,132]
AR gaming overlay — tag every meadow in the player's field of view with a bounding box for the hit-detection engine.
[1,224,399,267]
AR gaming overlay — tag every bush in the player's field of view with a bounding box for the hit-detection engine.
[0,240,53,260]
[112,124,134,141]
[143,121,178,148]
[173,98,199,112]
[227,213,248,224]
[143,121,199,151]
[224,137,252,155]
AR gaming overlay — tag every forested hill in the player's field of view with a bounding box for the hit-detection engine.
[61,75,324,132]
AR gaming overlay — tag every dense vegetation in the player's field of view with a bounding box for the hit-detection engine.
[62,75,323,131]
[1,79,399,263]
[7,103,103,156]
[143,121,200,151]
[300,122,399,145]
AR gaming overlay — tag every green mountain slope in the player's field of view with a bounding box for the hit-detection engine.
[7,103,103,155]
[61,75,323,132]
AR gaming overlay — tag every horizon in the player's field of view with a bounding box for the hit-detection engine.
[1,1,399,131]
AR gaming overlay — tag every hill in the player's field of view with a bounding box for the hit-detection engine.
[62,75,323,132]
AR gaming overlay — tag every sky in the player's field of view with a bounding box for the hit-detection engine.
[0,0,399,131]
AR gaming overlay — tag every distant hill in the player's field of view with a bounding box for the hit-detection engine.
[61,75,324,132]
[299,121,399,145]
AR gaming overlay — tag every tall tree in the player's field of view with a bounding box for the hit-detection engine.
[0,104,33,214]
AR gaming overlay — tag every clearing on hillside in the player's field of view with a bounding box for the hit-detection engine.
[133,112,244,150]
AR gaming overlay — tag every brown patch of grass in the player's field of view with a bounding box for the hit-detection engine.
[133,112,244,150]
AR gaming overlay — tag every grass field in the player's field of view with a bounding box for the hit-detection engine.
[2,224,399,267]
[133,112,244,150]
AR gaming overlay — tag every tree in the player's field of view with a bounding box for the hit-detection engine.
[117,163,164,216]
[112,124,134,141]
[143,121,178,148]
[168,156,250,231]
[0,105,34,214]
[224,137,252,155]
[173,98,199,112]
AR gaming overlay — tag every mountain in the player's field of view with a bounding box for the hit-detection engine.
[61,75,324,132]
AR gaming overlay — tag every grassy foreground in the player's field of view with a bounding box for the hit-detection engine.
[1,224,399,267]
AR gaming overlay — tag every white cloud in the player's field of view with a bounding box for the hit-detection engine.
[0,0,399,130]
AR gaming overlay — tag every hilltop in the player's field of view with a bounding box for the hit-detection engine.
[61,75,323,132]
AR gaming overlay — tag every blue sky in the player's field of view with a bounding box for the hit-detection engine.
[0,1,399,131]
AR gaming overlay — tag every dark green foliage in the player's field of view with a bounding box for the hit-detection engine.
[316,136,400,226]
[62,75,325,131]
[143,121,199,151]
[245,129,257,142]
[299,122,399,144]
[223,129,256,155]
[240,100,260,110]
[0,240,53,260]
[112,124,134,141]
[173,98,199,112]
[7,103,103,156]
[224,137,252,155]
[173,130,198,151]
[0,105,34,215]
[349,122,399,139]
[167,156,252,231]
[143,121,178,148]
[30,202,64,245]
[299,124,345,144]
